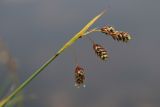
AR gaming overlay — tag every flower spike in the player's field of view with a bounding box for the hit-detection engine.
[101,25,131,42]
[74,65,85,88]
[93,44,109,61]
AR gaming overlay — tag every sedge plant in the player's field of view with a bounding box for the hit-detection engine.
[0,11,131,107]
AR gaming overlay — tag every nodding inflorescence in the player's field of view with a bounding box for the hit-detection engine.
[73,24,131,88]
[100,25,131,42]
[93,44,109,61]
[74,65,85,88]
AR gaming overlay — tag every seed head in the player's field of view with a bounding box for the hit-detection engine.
[100,25,131,42]
[93,44,108,61]
[74,65,85,88]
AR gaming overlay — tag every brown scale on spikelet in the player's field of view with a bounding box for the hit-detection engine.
[101,26,116,35]
[93,44,108,61]
[74,65,85,88]
[112,31,131,42]
[100,25,131,42]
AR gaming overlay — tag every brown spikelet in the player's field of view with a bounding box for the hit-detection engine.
[100,25,131,42]
[112,31,131,42]
[119,31,131,42]
[74,65,85,88]
[101,25,116,35]
[93,44,108,60]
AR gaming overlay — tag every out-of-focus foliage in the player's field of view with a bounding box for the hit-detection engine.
[0,38,24,107]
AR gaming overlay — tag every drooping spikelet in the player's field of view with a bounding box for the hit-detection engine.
[100,25,131,42]
[93,44,108,60]
[74,65,85,88]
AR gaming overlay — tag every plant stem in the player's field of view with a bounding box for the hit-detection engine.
[0,11,104,107]
[83,28,101,36]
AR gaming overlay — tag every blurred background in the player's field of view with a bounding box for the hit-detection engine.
[0,0,160,107]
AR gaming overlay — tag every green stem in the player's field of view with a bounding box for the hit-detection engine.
[0,11,104,107]
[0,52,60,107]
[83,28,101,36]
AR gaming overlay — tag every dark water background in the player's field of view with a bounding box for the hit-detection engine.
[0,0,160,107]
